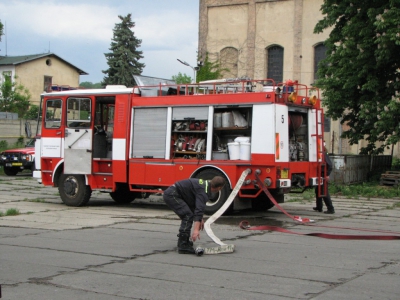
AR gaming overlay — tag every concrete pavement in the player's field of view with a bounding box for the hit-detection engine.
[0,174,399,299]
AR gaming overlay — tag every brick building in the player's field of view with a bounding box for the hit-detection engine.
[198,0,399,157]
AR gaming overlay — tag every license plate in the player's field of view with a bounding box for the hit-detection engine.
[281,169,288,179]
[12,163,23,166]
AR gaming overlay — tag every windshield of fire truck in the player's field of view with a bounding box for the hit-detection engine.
[133,74,177,96]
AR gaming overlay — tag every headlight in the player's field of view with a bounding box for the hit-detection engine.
[21,154,32,161]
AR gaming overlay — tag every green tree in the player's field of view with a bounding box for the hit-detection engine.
[171,72,192,84]
[23,104,39,120]
[196,53,225,82]
[79,81,102,89]
[102,14,145,87]
[0,20,4,41]
[314,1,400,154]
[0,76,31,118]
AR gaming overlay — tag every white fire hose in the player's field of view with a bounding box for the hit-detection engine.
[196,168,251,255]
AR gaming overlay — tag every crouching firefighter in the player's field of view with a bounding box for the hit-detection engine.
[163,176,226,254]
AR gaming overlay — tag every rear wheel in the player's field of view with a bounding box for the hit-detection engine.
[4,167,19,176]
[196,169,231,215]
[58,174,92,206]
[110,184,137,204]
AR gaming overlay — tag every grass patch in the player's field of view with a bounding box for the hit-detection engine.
[6,208,20,216]
[0,208,20,217]
[330,182,400,198]
[288,181,400,202]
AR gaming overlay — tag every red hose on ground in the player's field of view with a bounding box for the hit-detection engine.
[241,173,400,240]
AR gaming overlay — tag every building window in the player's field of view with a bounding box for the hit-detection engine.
[44,76,52,92]
[266,45,284,84]
[220,47,239,78]
[314,43,327,81]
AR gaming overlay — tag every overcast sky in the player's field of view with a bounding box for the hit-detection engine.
[0,0,199,83]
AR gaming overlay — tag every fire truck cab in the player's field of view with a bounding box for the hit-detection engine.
[34,75,325,214]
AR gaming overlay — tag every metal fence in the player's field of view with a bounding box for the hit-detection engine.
[0,112,18,119]
[330,155,392,184]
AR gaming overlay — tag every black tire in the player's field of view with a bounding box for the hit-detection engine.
[58,174,92,206]
[110,184,137,204]
[4,167,19,176]
[251,189,283,211]
[252,193,274,211]
[196,169,231,215]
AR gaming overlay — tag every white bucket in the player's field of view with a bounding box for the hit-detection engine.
[227,142,240,160]
[239,142,251,160]
[222,112,234,127]
[214,113,222,128]
[262,86,274,92]
[234,136,251,143]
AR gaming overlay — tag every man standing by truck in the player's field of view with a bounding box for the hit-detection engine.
[163,176,226,254]
[313,146,335,214]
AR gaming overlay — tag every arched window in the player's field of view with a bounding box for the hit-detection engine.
[314,43,327,81]
[266,45,284,84]
[220,47,239,78]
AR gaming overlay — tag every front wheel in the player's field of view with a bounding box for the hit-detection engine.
[4,167,19,176]
[58,174,92,206]
[196,169,231,215]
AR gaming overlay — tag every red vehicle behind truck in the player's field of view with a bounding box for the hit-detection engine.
[33,75,326,214]
[0,138,36,176]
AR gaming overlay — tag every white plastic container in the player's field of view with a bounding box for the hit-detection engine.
[234,136,251,143]
[239,142,251,160]
[262,86,275,92]
[222,112,234,127]
[227,142,240,160]
[213,113,222,128]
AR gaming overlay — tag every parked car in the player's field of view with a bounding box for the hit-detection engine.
[0,138,36,176]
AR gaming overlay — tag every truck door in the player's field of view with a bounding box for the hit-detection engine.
[41,99,63,159]
[64,97,93,174]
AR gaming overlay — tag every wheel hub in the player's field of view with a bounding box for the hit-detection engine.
[64,177,78,197]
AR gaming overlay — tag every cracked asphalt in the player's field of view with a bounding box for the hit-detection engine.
[0,173,399,299]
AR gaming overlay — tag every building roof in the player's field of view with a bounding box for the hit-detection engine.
[0,53,88,75]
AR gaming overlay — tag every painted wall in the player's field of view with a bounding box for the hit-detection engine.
[199,0,399,158]
[14,56,80,107]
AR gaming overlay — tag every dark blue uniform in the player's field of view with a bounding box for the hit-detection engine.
[315,152,335,212]
[163,178,212,235]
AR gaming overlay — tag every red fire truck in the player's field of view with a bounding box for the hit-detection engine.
[33,75,325,214]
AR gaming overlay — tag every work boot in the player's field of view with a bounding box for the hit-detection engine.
[177,233,195,254]
[177,233,193,246]
[313,207,322,212]
[324,209,335,214]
